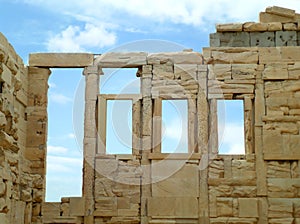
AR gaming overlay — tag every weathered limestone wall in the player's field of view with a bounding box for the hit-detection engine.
[203,45,300,223]
[0,32,48,223]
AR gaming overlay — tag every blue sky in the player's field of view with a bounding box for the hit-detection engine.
[1,0,299,201]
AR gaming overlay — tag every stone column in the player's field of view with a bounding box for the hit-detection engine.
[140,65,152,224]
[26,66,51,223]
[197,65,210,223]
[82,65,101,224]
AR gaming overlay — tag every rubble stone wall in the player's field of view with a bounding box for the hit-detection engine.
[0,33,49,224]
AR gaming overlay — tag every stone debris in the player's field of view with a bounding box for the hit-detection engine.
[0,5,300,224]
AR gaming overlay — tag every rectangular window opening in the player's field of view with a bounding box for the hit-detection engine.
[106,100,133,154]
[46,68,83,202]
[161,100,188,153]
[217,100,245,155]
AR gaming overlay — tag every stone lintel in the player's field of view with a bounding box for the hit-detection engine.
[94,52,148,68]
[29,53,94,68]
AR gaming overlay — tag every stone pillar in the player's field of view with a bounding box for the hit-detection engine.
[82,65,101,224]
[140,65,152,224]
[197,65,210,223]
[26,66,51,223]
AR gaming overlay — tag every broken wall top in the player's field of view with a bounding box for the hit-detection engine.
[211,6,300,48]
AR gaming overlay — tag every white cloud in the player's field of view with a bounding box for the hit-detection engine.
[48,145,68,155]
[47,155,82,172]
[163,118,186,140]
[49,92,72,104]
[46,23,116,52]
[21,0,300,27]
[67,133,75,139]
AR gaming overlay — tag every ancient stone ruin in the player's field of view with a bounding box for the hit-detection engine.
[1,5,300,224]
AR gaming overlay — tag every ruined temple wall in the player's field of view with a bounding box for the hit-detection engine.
[1,5,300,224]
[0,32,49,224]
[0,32,29,223]
[82,46,300,224]
[203,45,300,223]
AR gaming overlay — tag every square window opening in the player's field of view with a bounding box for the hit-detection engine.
[217,100,245,155]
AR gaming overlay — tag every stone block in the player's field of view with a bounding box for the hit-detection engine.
[267,22,283,31]
[10,200,25,224]
[32,189,43,203]
[266,6,295,18]
[117,197,130,209]
[268,179,300,198]
[211,49,258,64]
[269,218,294,224]
[208,81,254,94]
[288,62,300,79]
[16,88,28,106]
[232,186,257,197]
[260,12,295,23]
[259,47,282,63]
[148,197,175,216]
[289,135,300,155]
[6,56,18,75]
[95,52,147,68]
[232,64,257,80]
[152,164,199,197]
[281,47,300,61]
[25,147,45,161]
[216,23,243,32]
[42,202,60,217]
[243,22,268,32]
[0,64,12,86]
[217,198,233,217]
[283,23,298,31]
[0,111,7,129]
[250,32,275,47]
[208,64,231,80]
[238,198,258,217]
[263,63,288,80]
[117,207,139,217]
[147,52,203,65]
[69,197,85,216]
[276,31,297,46]
[268,198,293,218]
[174,64,197,81]
[29,53,94,68]
[95,158,118,177]
[263,129,283,155]
[94,197,117,216]
[210,32,250,47]
[294,200,300,217]
[0,130,18,152]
